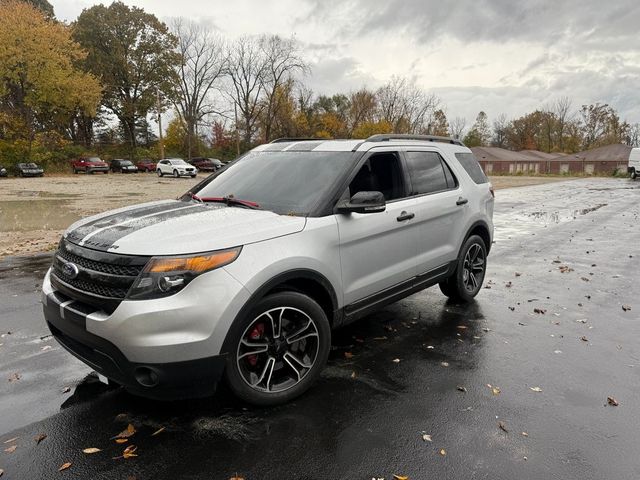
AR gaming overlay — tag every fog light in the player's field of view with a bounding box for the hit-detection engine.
[134,367,159,387]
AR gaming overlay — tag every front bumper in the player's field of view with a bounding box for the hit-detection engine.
[43,289,226,400]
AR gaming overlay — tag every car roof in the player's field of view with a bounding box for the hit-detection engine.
[252,136,471,155]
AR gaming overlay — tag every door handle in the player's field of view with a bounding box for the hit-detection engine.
[396,211,415,222]
[456,197,469,206]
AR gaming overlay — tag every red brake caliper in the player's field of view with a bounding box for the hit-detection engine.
[247,323,265,367]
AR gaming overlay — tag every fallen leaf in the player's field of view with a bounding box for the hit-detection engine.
[533,308,546,314]
[456,386,467,392]
[41,345,52,352]
[505,281,512,288]
[350,371,356,379]
[343,352,353,360]
[422,434,432,442]
[372,336,388,341]
[521,432,529,437]
[508,306,515,311]
[439,448,447,456]
[58,462,71,471]
[61,387,71,394]
[581,277,590,282]
[392,358,401,363]
[530,386,543,392]
[393,475,409,480]
[515,272,521,276]
[115,439,129,444]
[487,384,501,395]
[3,437,18,444]
[34,433,47,445]
[83,448,101,454]
[607,396,619,406]
[151,427,166,437]
[575,319,587,323]
[482,328,491,332]
[0,468,4,477]
[7,373,21,382]
[498,421,508,433]
[4,445,17,453]
[580,336,589,342]
[229,475,245,480]
[441,362,449,367]
[622,305,631,312]
[113,424,136,440]
[456,325,468,330]
[113,444,139,460]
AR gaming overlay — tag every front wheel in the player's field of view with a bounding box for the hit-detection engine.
[223,292,331,406]
[173,169,179,178]
[157,169,163,177]
[439,235,487,302]
[631,169,637,180]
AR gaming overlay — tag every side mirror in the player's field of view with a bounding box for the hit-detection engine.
[337,191,386,214]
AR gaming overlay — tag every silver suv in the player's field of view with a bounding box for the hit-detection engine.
[42,135,494,405]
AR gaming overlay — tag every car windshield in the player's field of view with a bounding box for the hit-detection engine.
[88,157,102,162]
[192,151,355,215]
[120,161,133,166]
[170,159,188,165]
[26,163,38,168]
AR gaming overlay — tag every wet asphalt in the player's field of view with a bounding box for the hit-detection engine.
[0,177,639,479]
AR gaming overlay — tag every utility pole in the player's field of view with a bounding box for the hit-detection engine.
[234,102,240,156]
[156,87,165,160]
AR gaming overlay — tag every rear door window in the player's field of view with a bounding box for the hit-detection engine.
[455,152,488,184]
[405,151,456,195]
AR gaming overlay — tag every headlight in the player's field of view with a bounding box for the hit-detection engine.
[127,247,241,300]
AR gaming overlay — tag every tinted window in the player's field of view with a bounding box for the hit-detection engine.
[194,151,355,215]
[405,152,451,195]
[455,152,488,184]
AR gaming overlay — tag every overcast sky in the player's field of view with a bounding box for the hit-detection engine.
[52,0,640,125]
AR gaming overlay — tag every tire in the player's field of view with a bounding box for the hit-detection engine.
[73,168,78,174]
[223,291,331,406]
[157,169,163,177]
[191,174,197,178]
[173,169,179,178]
[632,169,637,180]
[439,234,487,302]
[88,168,93,174]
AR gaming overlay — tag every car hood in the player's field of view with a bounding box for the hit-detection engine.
[63,200,306,255]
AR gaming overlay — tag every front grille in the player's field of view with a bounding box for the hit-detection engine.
[51,240,150,312]
[57,248,142,276]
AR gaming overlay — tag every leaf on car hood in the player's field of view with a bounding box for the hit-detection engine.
[83,448,101,454]
[113,424,136,439]
[151,427,166,437]
[529,387,543,392]
[58,462,72,471]
[607,396,619,406]
[34,433,47,445]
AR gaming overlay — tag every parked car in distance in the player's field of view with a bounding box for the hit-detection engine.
[16,162,44,177]
[136,159,157,173]
[42,134,494,406]
[157,158,197,178]
[189,157,222,172]
[110,159,138,173]
[0,165,7,177]
[72,157,109,174]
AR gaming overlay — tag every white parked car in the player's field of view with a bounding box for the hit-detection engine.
[43,135,494,405]
[157,158,197,178]
[628,147,640,179]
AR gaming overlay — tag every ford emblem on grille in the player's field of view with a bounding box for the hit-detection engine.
[62,261,80,279]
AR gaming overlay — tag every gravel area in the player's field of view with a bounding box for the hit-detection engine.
[0,173,579,258]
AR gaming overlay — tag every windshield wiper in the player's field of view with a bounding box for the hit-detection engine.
[190,193,260,210]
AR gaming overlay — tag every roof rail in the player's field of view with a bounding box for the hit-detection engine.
[269,137,326,144]
[365,134,465,147]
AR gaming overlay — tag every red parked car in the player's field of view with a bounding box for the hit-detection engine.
[136,159,157,172]
[72,157,109,174]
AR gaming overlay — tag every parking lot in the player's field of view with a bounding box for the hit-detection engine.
[0,177,638,479]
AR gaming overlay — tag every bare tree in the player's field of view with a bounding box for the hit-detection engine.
[491,113,508,147]
[376,76,440,134]
[449,116,467,139]
[553,96,572,152]
[227,36,267,147]
[171,19,228,159]
[260,35,308,142]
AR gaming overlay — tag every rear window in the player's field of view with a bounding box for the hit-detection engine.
[405,151,457,195]
[455,152,488,184]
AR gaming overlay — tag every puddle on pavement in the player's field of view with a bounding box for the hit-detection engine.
[0,200,80,231]
[525,203,607,224]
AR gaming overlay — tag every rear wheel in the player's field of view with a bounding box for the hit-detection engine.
[631,169,637,180]
[223,292,331,406]
[439,235,487,302]
[73,167,78,174]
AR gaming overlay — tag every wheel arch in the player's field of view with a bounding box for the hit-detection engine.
[464,221,492,254]
[220,269,339,355]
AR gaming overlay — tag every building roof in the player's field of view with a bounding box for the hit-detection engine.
[549,143,632,162]
[470,147,534,162]
[519,150,566,160]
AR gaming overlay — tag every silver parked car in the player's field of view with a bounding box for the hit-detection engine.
[42,135,494,405]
